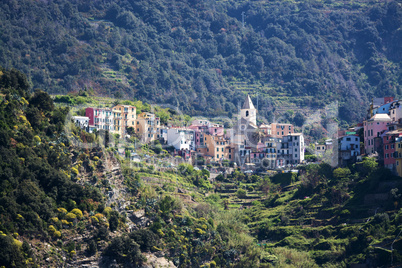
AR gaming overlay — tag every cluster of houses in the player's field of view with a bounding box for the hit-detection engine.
[315,96,402,177]
[72,96,305,170]
[72,95,402,174]
[363,97,402,176]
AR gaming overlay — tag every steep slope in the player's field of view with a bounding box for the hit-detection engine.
[0,0,401,123]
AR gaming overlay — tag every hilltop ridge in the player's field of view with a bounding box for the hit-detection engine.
[0,0,401,124]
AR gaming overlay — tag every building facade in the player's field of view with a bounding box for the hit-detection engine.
[363,113,392,154]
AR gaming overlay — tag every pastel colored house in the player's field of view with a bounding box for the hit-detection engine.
[368,97,394,118]
[135,112,160,143]
[388,101,402,122]
[204,134,229,162]
[276,133,304,166]
[270,123,294,138]
[363,113,392,154]
[112,104,136,136]
[167,128,195,151]
[260,123,294,138]
[383,130,402,173]
[85,107,114,132]
[338,135,360,166]
[395,137,402,177]
[72,116,90,130]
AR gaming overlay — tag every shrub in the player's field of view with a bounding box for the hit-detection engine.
[91,216,99,224]
[104,236,145,266]
[57,207,67,214]
[33,135,41,143]
[195,228,206,236]
[71,167,79,175]
[65,213,77,222]
[53,231,61,238]
[236,189,247,199]
[48,225,56,234]
[70,208,83,219]
[130,229,160,251]
[95,213,105,221]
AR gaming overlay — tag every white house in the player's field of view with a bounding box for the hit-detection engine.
[72,116,90,129]
[338,135,360,160]
[276,133,304,166]
[167,128,195,150]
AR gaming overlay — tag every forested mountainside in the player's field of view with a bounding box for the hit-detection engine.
[0,0,401,122]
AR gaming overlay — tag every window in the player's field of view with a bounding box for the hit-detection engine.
[397,161,399,166]
[386,153,389,159]
[222,148,224,152]
[386,145,389,150]
[217,148,219,152]
[246,110,249,117]
[229,149,231,153]
[229,155,231,159]
[295,148,297,152]
[346,137,351,141]
[392,144,395,149]
[217,154,219,158]
[289,126,291,130]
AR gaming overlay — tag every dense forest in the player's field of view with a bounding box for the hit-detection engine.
[0,0,401,124]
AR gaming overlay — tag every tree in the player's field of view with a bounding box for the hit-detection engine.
[104,236,145,266]
[109,211,119,232]
[236,189,247,199]
[333,167,351,179]
[30,89,54,113]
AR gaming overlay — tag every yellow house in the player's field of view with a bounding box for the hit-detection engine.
[135,112,160,143]
[112,104,136,136]
[204,134,230,161]
[396,137,402,177]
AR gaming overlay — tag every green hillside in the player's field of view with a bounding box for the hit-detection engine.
[0,0,401,123]
[2,67,402,267]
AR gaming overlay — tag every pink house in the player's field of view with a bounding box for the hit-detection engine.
[364,114,392,154]
[208,124,224,136]
[189,122,224,147]
[383,130,402,172]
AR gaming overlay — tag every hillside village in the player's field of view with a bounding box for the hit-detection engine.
[70,95,402,176]
[71,95,304,171]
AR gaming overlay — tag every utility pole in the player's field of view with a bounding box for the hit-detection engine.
[242,12,245,28]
